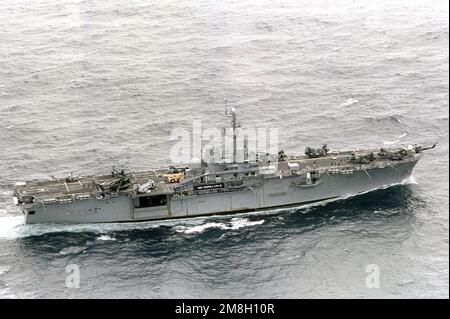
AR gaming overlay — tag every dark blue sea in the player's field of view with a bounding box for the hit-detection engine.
[0,0,448,298]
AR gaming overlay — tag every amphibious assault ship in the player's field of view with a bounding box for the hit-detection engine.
[13,108,436,224]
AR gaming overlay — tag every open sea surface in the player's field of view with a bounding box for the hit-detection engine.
[0,0,448,298]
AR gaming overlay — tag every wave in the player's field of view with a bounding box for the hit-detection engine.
[1,104,20,112]
[383,132,407,145]
[0,216,164,240]
[404,175,418,185]
[96,234,116,241]
[0,266,11,276]
[0,215,267,239]
[0,216,24,240]
[383,140,399,145]
[174,217,265,234]
[340,98,358,107]
[368,114,404,124]
[59,246,87,255]
[338,176,417,202]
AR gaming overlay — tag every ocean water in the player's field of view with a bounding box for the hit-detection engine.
[0,0,448,298]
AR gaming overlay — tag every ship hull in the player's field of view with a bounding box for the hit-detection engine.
[22,159,419,224]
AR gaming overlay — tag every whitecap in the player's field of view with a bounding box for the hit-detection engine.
[340,98,358,107]
[0,266,11,275]
[96,234,116,241]
[403,175,418,185]
[334,32,351,37]
[229,217,265,230]
[383,132,407,145]
[176,218,265,234]
[0,216,24,240]
[383,139,399,145]
[59,246,86,255]
[175,222,224,234]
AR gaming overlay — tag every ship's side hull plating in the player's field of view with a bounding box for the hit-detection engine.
[23,160,418,224]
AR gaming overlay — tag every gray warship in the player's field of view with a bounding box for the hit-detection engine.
[13,108,436,224]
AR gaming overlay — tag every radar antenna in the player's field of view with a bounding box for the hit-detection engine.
[225,99,238,163]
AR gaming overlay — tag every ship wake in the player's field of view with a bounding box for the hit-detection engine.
[174,217,265,234]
